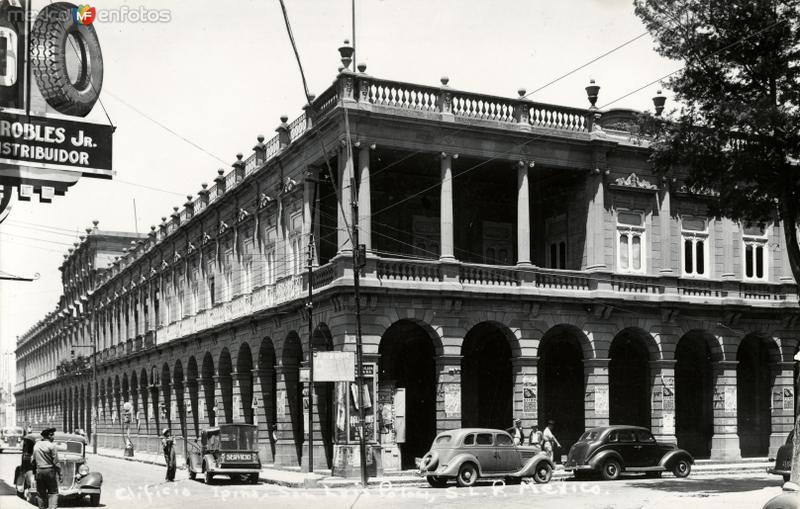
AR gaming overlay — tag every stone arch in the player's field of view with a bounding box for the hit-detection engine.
[218,348,233,424]
[281,331,304,464]
[237,343,254,424]
[538,324,590,454]
[258,337,277,461]
[461,321,515,429]
[186,357,199,437]
[674,328,722,458]
[609,328,654,428]
[130,370,139,435]
[312,323,335,468]
[737,333,780,457]
[201,352,216,426]
[379,318,441,469]
[139,368,149,433]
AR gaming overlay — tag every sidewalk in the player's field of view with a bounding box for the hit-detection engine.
[89,446,774,488]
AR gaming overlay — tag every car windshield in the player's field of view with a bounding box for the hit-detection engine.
[54,441,83,454]
[580,430,599,441]
[219,426,256,450]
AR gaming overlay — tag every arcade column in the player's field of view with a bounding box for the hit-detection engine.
[435,354,462,433]
[252,365,276,463]
[649,360,677,443]
[583,358,610,429]
[710,360,741,461]
[273,365,302,468]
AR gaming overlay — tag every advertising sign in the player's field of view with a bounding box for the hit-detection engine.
[522,375,537,415]
[314,351,355,382]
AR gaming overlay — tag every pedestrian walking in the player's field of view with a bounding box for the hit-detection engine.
[542,420,562,461]
[529,425,542,448]
[510,417,526,445]
[161,428,176,481]
[32,427,61,509]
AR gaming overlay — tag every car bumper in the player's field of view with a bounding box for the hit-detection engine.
[57,486,101,498]
[563,464,594,472]
[209,468,261,475]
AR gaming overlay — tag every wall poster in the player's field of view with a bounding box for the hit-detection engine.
[595,386,609,414]
[444,384,461,417]
[784,387,795,411]
[661,376,674,411]
[522,376,537,415]
[724,386,737,412]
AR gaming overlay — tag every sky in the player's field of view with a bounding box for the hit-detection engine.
[0,0,680,362]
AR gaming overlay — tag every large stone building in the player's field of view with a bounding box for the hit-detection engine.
[14,62,800,472]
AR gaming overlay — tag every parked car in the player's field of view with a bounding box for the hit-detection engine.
[14,433,103,506]
[564,425,693,480]
[186,423,261,484]
[417,428,555,487]
[768,430,794,482]
[0,426,24,453]
[763,482,800,509]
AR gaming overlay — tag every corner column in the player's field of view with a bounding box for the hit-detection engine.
[357,142,372,251]
[440,153,457,262]
[584,358,610,429]
[583,170,607,271]
[516,161,532,266]
[710,360,741,461]
[337,143,354,254]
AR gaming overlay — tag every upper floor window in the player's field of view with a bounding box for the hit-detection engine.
[682,216,709,277]
[290,236,304,275]
[617,210,645,274]
[743,223,768,280]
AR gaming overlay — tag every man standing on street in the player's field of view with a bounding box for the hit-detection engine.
[543,420,562,462]
[510,418,526,445]
[33,427,61,509]
[162,428,176,481]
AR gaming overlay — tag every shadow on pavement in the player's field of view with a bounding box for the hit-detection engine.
[0,478,16,495]
[633,477,777,494]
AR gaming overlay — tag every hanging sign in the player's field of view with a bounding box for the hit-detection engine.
[314,352,356,382]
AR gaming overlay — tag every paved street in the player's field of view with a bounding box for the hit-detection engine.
[0,451,792,509]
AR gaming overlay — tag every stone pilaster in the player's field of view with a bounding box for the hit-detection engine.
[584,358,610,429]
[357,143,372,251]
[583,173,606,271]
[435,354,462,432]
[273,365,303,467]
[710,361,741,461]
[337,144,354,254]
[650,360,677,443]
[252,366,276,463]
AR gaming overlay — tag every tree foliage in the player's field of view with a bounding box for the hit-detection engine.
[633,0,800,282]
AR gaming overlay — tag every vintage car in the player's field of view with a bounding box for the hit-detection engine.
[768,430,794,482]
[0,426,24,453]
[564,425,693,480]
[14,433,103,506]
[417,428,555,487]
[187,423,261,484]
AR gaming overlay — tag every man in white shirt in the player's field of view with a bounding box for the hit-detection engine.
[542,420,561,461]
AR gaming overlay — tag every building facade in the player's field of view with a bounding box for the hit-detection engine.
[15,65,800,472]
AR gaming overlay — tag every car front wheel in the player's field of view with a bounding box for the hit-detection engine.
[672,459,691,478]
[533,462,553,484]
[601,459,621,481]
[456,463,479,487]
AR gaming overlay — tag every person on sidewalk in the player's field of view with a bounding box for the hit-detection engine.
[529,425,543,448]
[161,428,176,482]
[510,418,526,445]
[542,420,562,461]
[32,427,61,509]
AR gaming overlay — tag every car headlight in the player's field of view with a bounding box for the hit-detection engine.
[78,464,89,477]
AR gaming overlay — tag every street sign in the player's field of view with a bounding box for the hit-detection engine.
[314,351,355,382]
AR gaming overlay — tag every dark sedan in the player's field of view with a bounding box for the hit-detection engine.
[768,430,793,482]
[564,425,693,480]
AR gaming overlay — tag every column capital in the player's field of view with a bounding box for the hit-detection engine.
[775,361,794,370]
[649,360,676,369]
[583,358,610,368]
[713,360,738,369]
[511,357,537,368]
[439,152,459,160]
[516,160,535,168]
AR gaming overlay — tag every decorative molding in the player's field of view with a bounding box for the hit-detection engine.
[219,221,230,235]
[608,172,659,193]
[259,193,273,209]
[237,208,250,223]
[674,184,720,199]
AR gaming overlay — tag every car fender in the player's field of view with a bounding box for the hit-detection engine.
[514,452,555,477]
[587,450,624,470]
[80,472,103,489]
[433,452,482,477]
[659,449,693,469]
[203,454,218,472]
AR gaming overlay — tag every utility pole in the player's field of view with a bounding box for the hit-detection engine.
[306,234,315,474]
[351,177,368,487]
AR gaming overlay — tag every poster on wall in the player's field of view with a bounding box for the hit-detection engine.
[276,390,286,418]
[522,376,537,415]
[378,381,396,445]
[784,388,795,411]
[595,386,609,414]
[444,384,461,417]
[233,396,240,421]
[662,376,674,411]
[198,399,205,421]
[302,389,309,436]
[662,413,675,435]
[724,387,737,412]
[713,388,724,409]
